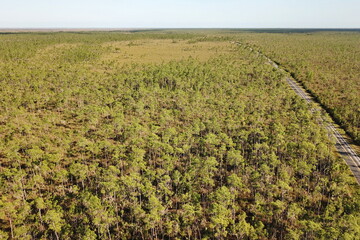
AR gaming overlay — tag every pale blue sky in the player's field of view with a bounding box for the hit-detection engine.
[0,0,359,28]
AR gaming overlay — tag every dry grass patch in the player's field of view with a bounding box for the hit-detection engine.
[100,39,232,64]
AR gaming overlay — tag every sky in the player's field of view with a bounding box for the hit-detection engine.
[0,0,359,28]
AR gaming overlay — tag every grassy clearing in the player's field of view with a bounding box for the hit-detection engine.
[100,39,232,64]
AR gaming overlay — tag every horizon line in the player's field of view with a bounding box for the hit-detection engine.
[1,27,360,32]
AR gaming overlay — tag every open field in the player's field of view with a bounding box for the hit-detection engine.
[0,31,360,239]
[100,39,232,64]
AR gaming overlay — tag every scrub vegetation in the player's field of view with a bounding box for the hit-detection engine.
[241,32,360,143]
[0,31,359,239]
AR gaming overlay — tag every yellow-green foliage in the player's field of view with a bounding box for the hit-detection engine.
[0,31,359,240]
[240,32,360,143]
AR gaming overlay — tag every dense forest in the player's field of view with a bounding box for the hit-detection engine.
[240,32,360,143]
[0,31,359,239]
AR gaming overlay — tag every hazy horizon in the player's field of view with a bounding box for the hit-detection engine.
[1,0,359,29]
